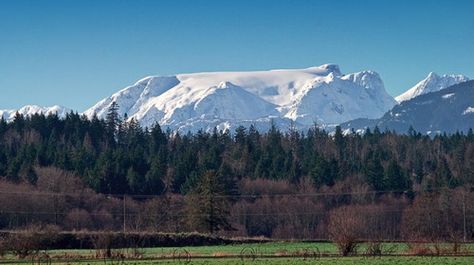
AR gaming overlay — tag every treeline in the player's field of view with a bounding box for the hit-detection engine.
[1,102,474,195]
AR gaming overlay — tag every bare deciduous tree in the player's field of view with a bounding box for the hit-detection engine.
[328,205,365,256]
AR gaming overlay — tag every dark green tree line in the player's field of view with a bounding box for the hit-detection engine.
[0,104,473,197]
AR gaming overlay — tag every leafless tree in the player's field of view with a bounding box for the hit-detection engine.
[328,205,365,256]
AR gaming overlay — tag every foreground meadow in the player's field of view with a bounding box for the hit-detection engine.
[2,256,474,265]
[1,242,474,264]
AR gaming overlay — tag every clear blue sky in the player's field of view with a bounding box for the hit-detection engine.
[1,0,473,111]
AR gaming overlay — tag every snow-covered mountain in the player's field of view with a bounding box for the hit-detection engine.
[340,80,474,135]
[2,66,470,134]
[0,105,70,121]
[84,64,397,132]
[395,72,469,103]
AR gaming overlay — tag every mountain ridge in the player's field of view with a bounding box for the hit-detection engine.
[0,105,71,121]
[1,65,470,134]
[340,80,474,135]
[395,72,469,103]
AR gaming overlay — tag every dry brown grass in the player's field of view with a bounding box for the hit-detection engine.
[406,243,434,256]
[211,251,232,257]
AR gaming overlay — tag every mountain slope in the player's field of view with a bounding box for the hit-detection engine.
[284,71,394,125]
[396,72,469,103]
[340,80,474,134]
[84,64,396,131]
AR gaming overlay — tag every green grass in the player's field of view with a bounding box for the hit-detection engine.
[142,241,339,255]
[25,242,335,257]
[45,241,472,256]
[120,257,474,265]
[145,256,474,265]
[2,242,474,264]
[4,256,474,265]
[41,242,399,256]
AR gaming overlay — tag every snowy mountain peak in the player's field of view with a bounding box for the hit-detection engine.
[133,76,154,86]
[426,72,439,79]
[342,70,384,91]
[217,81,236,89]
[396,72,469,103]
[318,63,342,76]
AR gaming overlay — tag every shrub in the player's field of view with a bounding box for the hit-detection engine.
[328,205,365,256]
[90,233,115,258]
[7,224,60,259]
[0,230,265,251]
[365,241,383,256]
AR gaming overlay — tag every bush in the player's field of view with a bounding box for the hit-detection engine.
[0,230,259,251]
[328,206,365,256]
[6,224,60,259]
[90,233,115,258]
[365,241,383,256]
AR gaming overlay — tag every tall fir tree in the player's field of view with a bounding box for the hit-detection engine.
[185,170,232,234]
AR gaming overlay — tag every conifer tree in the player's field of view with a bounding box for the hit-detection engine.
[185,170,232,234]
[145,155,166,194]
[105,101,121,145]
[384,160,411,192]
[364,152,385,191]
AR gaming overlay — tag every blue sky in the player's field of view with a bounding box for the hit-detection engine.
[1,0,473,111]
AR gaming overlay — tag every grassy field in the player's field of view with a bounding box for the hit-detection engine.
[3,256,474,265]
[43,241,474,256]
[35,242,388,259]
[105,257,474,265]
[2,242,474,264]
[29,242,341,258]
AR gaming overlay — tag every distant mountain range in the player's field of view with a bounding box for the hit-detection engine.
[0,64,470,134]
[340,80,474,135]
[0,105,71,121]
